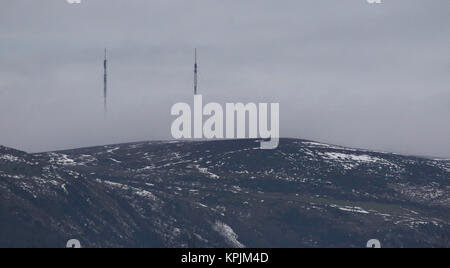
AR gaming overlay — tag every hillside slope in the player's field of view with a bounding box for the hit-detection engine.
[0,139,449,248]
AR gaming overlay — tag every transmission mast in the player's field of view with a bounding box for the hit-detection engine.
[194,48,198,95]
[104,49,108,114]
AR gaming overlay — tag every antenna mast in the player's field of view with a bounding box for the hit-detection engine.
[104,49,107,114]
[194,48,198,95]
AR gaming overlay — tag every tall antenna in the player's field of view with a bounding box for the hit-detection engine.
[194,48,198,95]
[104,49,108,114]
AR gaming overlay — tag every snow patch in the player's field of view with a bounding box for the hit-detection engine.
[106,147,120,154]
[0,154,20,162]
[323,152,378,163]
[330,204,370,214]
[213,221,245,248]
[50,153,77,166]
[195,165,220,179]
[135,189,157,201]
[109,158,122,164]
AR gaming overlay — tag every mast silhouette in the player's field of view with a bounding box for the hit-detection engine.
[104,49,107,114]
[194,48,198,95]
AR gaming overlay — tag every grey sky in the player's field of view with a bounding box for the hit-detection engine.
[0,0,449,157]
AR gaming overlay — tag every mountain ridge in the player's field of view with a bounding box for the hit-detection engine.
[1,138,449,248]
